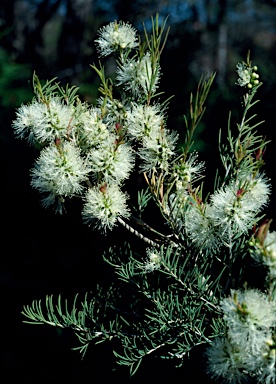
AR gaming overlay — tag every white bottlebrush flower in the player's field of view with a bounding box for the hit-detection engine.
[207,176,270,237]
[125,104,164,140]
[246,174,270,209]
[31,141,89,210]
[184,203,221,253]
[221,289,275,355]
[87,135,135,184]
[139,128,177,173]
[116,53,160,97]
[12,98,74,144]
[12,102,38,144]
[222,289,275,328]
[79,107,110,149]
[95,21,138,57]
[82,183,130,231]
[205,336,248,384]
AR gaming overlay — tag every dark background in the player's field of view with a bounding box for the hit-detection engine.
[1,1,276,382]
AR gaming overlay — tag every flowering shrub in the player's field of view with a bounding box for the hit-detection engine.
[13,16,275,383]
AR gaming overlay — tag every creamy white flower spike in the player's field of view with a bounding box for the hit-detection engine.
[139,128,178,173]
[116,53,160,97]
[206,175,270,236]
[95,21,138,57]
[206,289,276,384]
[236,62,251,87]
[126,104,164,140]
[87,135,135,184]
[205,337,248,384]
[31,141,90,210]
[12,98,74,144]
[82,183,130,231]
[222,289,275,332]
[184,204,221,253]
[80,107,110,148]
[236,62,260,88]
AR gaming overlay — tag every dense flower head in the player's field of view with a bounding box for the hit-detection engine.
[12,98,74,144]
[206,289,276,384]
[116,53,160,97]
[184,203,221,253]
[206,289,276,383]
[87,135,135,184]
[82,183,130,231]
[31,141,90,212]
[221,289,275,356]
[205,336,248,384]
[125,104,164,140]
[95,21,138,57]
[138,128,178,173]
[78,106,110,149]
[206,175,270,237]
[222,289,275,330]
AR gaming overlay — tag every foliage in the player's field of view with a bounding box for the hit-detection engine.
[12,15,276,383]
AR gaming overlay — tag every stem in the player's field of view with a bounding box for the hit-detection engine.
[131,215,178,247]
[117,217,159,247]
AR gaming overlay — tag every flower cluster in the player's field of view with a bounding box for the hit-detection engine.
[82,183,130,231]
[12,98,75,144]
[116,53,160,97]
[95,21,138,57]
[206,289,276,383]
[183,174,271,253]
[30,141,90,213]
[87,135,135,184]
[12,20,179,230]
[207,175,270,234]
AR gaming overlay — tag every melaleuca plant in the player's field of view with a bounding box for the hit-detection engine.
[12,15,275,383]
